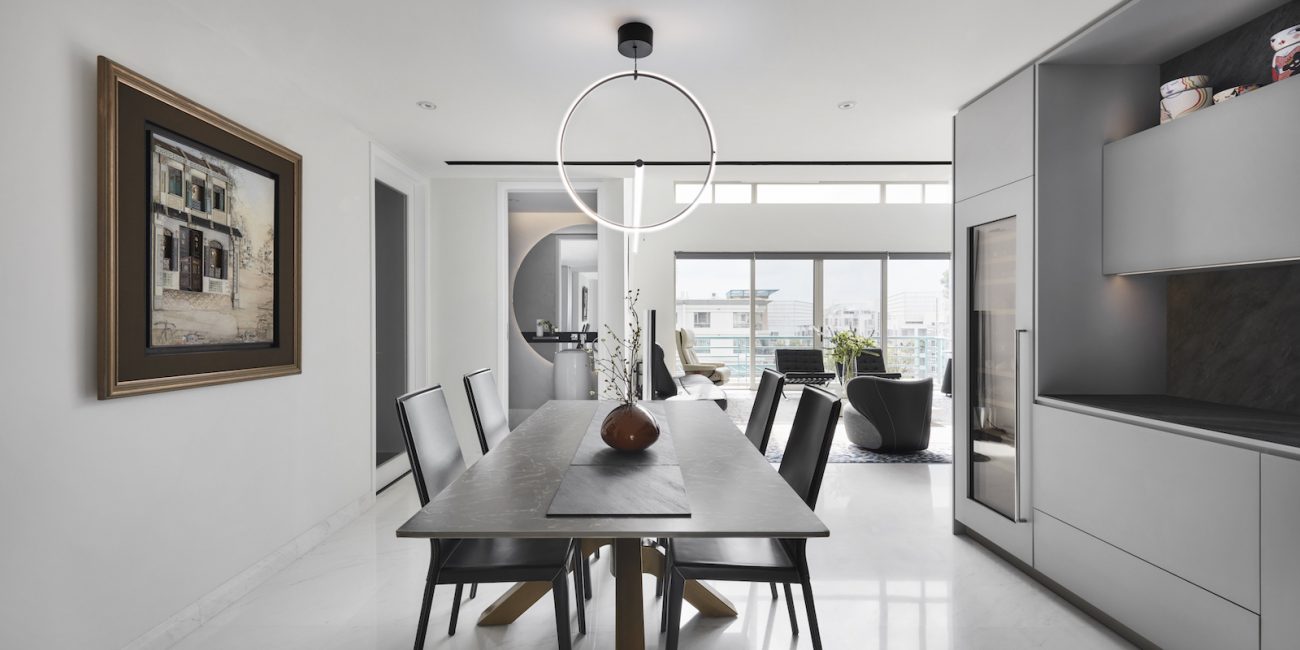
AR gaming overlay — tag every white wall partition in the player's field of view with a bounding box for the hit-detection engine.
[0,2,396,648]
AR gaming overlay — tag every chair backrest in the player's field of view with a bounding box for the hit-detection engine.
[777,386,842,509]
[651,344,679,399]
[464,368,510,454]
[745,369,785,453]
[396,385,466,507]
[676,328,701,366]
[846,375,933,442]
[774,348,825,373]
[855,348,887,374]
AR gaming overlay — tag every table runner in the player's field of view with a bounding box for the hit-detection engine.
[546,401,691,517]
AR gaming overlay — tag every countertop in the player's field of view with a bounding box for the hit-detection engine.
[1041,394,1300,450]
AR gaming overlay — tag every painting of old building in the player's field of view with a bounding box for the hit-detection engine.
[150,132,276,347]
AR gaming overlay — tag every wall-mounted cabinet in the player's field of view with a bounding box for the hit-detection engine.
[1103,78,1300,275]
[954,67,1034,202]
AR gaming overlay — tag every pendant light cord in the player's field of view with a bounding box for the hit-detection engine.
[633,44,638,79]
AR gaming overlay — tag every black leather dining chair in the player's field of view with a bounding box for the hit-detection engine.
[745,369,786,454]
[463,368,510,455]
[661,385,841,650]
[396,385,584,649]
[464,368,595,601]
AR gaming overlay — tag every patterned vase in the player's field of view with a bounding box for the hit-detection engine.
[601,402,660,452]
[1271,26,1300,81]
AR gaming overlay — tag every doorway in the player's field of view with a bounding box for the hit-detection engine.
[374,181,407,470]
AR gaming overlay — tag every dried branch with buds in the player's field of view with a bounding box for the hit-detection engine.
[588,289,642,404]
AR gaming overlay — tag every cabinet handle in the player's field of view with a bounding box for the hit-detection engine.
[1014,328,1028,523]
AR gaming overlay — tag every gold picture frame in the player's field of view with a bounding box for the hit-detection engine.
[98,56,301,398]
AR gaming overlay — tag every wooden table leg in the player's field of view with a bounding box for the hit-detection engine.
[639,545,737,618]
[478,538,738,629]
[613,538,646,649]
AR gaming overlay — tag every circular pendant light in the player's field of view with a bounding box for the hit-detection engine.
[556,23,717,234]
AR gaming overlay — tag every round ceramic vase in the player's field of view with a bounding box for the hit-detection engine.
[1160,75,1210,98]
[1274,43,1300,81]
[1160,87,1213,123]
[600,402,660,452]
[1213,84,1260,104]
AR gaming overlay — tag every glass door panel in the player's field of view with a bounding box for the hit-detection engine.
[674,258,753,386]
[969,216,1018,520]
[754,259,814,378]
[886,258,952,381]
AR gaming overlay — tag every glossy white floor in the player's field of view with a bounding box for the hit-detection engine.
[171,465,1131,649]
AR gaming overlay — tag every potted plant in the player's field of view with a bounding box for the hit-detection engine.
[822,328,878,383]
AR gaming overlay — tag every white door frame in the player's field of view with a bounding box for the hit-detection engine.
[370,143,431,492]
[496,180,606,414]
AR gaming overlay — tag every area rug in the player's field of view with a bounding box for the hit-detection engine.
[724,389,953,464]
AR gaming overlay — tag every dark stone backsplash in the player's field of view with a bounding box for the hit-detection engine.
[1167,264,1300,415]
[1161,1,1300,91]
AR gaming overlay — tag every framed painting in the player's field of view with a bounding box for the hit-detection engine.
[97,57,301,398]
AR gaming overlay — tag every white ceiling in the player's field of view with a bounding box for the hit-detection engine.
[198,0,1123,178]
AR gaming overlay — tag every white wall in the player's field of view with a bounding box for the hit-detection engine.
[629,177,952,367]
[429,180,625,459]
[0,2,382,648]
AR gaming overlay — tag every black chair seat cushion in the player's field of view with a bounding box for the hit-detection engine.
[439,538,573,581]
[670,538,798,581]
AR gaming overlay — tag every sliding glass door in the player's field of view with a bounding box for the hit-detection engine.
[754,258,815,378]
[675,253,949,387]
[673,258,753,382]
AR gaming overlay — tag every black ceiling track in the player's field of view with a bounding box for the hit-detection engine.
[444,160,951,166]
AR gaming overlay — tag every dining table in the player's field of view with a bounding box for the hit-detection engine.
[397,399,829,650]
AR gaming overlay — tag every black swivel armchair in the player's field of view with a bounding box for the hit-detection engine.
[842,376,933,453]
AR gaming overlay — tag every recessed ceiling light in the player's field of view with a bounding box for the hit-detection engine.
[416,100,437,110]
[837,100,857,110]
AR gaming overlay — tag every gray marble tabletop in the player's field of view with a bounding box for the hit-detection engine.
[397,400,829,539]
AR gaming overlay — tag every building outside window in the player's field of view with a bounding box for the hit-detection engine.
[676,254,950,387]
[167,167,183,196]
[189,176,207,211]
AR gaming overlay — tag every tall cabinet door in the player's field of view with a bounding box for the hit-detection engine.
[954,176,1034,563]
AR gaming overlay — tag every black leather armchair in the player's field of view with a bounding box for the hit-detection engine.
[774,349,835,386]
[843,376,933,452]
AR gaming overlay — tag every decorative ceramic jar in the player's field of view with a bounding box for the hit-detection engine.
[1213,84,1260,104]
[1160,75,1209,99]
[1271,25,1300,81]
[1160,86,1213,123]
[600,402,660,452]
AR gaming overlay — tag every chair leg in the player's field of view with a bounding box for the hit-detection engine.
[660,549,673,633]
[769,582,778,599]
[800,573,823,650]
[571,546,587,635]
[655,538,668,598]
[552,571,573,650]
[469,583,477,599]
[448,583,463,636]
[783,582,799,635]
[413,562,436,650]
[583,551,593,601]
[665,567,685,650]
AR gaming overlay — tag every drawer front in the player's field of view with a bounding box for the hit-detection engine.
[1262,454,1300,650]
[1034,404,1260,611]
[955,67,1035,202]
[1036,512,1259,650]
